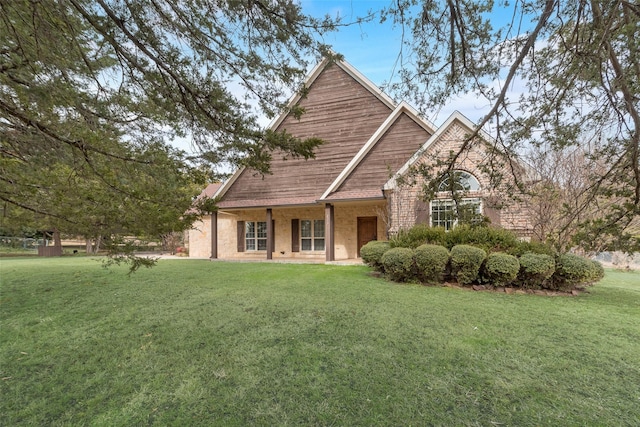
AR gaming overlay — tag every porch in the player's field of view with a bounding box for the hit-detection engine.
[190,200,387,261]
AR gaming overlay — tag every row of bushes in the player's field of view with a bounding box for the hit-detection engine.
[361,241,604,291]
[390,224,555,256]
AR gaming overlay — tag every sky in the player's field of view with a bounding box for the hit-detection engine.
[175,0,531,154]
[300,0,524,126]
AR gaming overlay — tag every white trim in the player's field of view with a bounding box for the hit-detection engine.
[320,102,436,200]
[267,57,397,132]
[336,60,396,109]
[244,220,268,251]
[383,111,493,191]
[430,197,483,230]
[265,58,330,131]
[212,167,244,199]
[299,218,326,252]
[216,57,402,202]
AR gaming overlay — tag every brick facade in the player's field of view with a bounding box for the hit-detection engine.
[385,118,532,236]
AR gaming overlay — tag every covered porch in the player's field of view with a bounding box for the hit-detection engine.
[203,200,387,262]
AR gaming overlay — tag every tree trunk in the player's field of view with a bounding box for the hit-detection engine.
[53,229,62,250]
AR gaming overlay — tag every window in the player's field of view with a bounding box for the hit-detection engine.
[431,199,482,230]
[246,221,267,251]
[437,171,480,192]
[431,171,482,230]
[301,219,325,251]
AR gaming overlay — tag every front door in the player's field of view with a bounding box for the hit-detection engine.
[357,217,377,257]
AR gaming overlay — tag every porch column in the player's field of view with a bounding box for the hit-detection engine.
[325,203,335,261]
[266,208,273,260]
[210,211,218,259]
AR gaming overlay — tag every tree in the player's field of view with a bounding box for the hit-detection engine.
[1,0,332,266]
[383,0,639,252]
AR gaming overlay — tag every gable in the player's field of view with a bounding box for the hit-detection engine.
[218,61,395,208]
[327,112,433,199]
[384,112,492,191]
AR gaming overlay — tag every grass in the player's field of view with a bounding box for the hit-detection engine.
[1,258,639,426]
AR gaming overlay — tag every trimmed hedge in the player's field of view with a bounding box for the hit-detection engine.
[482,253,520,286]
[382,223,604,290]
[552,254,604,290]
[414,244,450,283]
[445,225,521,253]
[381,247,415,282]
[509,240,558,257]
[589,259,605,283]
[390,224,446,249]
[450,245,487,285]
[360,241,390,272]
[516,252,556,289]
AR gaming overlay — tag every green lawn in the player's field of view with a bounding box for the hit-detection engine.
[1,258,639,426]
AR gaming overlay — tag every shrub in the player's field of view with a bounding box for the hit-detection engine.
[360,241,390,272]
[390,224,446,249]
[445,225,521,253]
[516,252,555,289]
[381,247,415,282]
[482,252,520,286]
[414,244,450,283]
[509,240,557,257]
[552,253,603,290]
[588,260,605,282]
[450,245,486,285]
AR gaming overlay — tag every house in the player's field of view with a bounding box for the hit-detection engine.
[188,57,532,261]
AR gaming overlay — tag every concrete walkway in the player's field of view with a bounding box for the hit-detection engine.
[149,253,363,265]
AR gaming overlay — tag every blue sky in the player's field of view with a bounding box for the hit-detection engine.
[302,0,404,85]
[300,0,489,125]
[175,1,532,154]
[300,0,533,126]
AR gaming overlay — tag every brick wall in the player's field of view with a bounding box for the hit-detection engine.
[387,120,533,236]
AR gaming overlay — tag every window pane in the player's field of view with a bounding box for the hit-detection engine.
[245,222,255,238]
[432,199,481,230]
[314,220,325,237]
[257,238,267,251]
[432,200,454,230]
[301,238,312,251]
[301,220,311,238]
[257,221,267,238]
[246,239,256,251]
[438,171,480,192]
[314,238,325,251]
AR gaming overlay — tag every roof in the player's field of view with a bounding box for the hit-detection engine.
[212,57,437,209]
[186,183,223,214]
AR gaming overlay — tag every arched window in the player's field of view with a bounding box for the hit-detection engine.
[431,171,482,230]
[437,171,481,192]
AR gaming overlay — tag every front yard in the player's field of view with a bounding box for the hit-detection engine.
[1,258,639,425]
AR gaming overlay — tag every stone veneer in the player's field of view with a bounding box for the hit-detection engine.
[188,201,388,260]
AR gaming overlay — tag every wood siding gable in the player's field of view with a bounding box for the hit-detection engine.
[321,102,435,201]
[218,60,395,208]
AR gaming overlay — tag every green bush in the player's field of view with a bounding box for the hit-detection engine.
[414,244,450,283]
[450,245,487,285]
[589,260,605,282]
[516,252,556,289]
[390,224,446,249]
[445,225,521,253]
[482,252,520,286]
[381,247,416,282]
[552,253,603,290]
[509,240,557,257]
[360,241,390,272]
